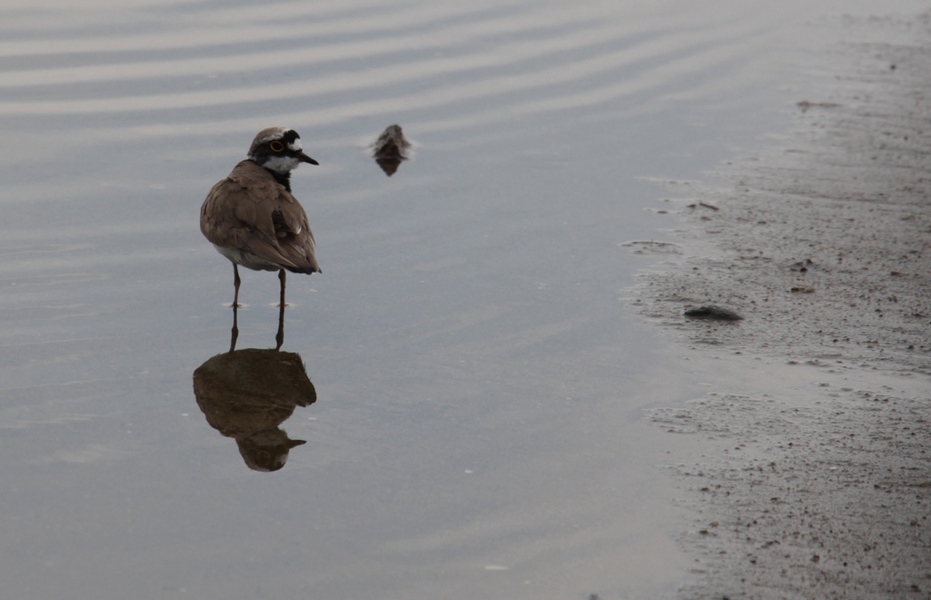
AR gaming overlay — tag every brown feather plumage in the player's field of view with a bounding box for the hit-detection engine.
[201,160,319,274]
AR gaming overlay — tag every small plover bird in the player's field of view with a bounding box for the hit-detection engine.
[201,127,320,309]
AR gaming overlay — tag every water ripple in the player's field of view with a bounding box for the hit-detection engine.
[0,0,778,135]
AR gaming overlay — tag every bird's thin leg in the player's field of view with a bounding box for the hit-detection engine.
[278,268,287,308]
[232,263,242,308]
[275,269,286,350]
[229,301,239,353]
[275,300,285,351]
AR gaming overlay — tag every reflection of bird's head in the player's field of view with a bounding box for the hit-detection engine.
[192,348,316,472]
[237,429,307,472]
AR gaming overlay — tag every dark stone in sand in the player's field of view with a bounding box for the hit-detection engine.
[684,305,743,321]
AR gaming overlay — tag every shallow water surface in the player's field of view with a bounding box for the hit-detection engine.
[0,0,920,598]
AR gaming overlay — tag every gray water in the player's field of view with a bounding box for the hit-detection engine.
[1,1,922,598]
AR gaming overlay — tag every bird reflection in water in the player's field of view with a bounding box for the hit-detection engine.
[371,124,411,176]
[192,305,315,472]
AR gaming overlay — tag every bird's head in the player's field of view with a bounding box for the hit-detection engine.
[248,127,319,174]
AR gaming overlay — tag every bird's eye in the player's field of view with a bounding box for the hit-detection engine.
[269,141,284,152]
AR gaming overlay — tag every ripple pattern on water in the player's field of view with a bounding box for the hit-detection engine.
[0,0,780,138]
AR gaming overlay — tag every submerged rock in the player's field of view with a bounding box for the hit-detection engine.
[372,124,411,176]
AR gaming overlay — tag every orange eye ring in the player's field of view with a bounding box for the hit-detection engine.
[269,141,285,152]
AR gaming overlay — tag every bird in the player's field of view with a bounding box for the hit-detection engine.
[200,127,320,311]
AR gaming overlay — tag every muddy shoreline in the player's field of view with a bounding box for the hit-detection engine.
[631,12,931,599]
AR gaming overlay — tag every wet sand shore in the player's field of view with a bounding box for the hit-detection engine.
[632,12,931,599]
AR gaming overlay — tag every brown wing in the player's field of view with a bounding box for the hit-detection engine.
[200,160,319,274]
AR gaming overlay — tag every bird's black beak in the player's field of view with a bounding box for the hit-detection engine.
[298,152,319,166]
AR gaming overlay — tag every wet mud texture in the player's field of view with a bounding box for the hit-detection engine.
[633,13,931,600]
